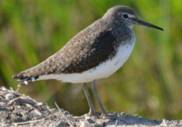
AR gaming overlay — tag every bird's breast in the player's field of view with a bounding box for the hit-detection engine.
[100,37,136,77]
[49,36,136,83]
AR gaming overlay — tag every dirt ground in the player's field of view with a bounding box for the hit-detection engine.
[0,87,181,127]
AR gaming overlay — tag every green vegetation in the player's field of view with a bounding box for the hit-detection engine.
[0,0,181,119]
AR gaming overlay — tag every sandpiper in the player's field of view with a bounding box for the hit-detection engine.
[13,5,163,116]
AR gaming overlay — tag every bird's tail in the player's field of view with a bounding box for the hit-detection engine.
[13,53,60,85]
[13,66,41,85]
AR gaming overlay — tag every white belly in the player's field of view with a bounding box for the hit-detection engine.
[40,39,135,83]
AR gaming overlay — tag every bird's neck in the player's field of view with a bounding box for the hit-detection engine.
[112,23,135,45]
[100,18,135,45]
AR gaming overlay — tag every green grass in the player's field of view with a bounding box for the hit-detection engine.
[0,0,181,119]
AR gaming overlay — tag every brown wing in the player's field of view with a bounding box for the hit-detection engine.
[13,20,118,82]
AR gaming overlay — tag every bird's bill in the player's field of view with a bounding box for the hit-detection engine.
[132,18,164,31]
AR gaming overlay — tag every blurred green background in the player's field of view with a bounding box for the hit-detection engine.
[0,0,181,119]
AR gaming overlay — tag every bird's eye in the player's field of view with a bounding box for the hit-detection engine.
[123,14,129,19]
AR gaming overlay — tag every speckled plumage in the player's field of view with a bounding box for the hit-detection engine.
[13,5,163,116]
[14,6,136,83]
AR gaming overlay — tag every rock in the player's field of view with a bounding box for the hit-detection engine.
[0,87,181,127]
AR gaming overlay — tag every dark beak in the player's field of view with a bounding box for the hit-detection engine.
[132,17,164,31]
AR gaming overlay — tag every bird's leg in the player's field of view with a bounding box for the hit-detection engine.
[92,80,107,115]
[82,83,96,115]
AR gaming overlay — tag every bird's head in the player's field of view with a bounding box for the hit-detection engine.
[103,5,163,31]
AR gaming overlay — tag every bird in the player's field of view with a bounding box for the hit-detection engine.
[13,5,163,116]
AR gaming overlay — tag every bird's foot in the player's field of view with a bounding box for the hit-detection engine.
[100,112,108,119]
[88,110,98,117]
[87,111,109,119]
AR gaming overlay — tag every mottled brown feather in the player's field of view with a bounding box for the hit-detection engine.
[13,5,134,82]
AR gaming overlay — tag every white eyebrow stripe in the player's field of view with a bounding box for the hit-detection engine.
[128,14,135,18]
